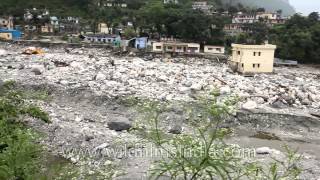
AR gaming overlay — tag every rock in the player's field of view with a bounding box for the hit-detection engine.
[95,72,106,81]
[31,65,44,75]
[220,86,231,95]
[168,125,182,134]
[191,83,202,91]
[242,101,257,110]
[85,134,94,141]
[256,147,281,155]
[271,100,287,109]
[107,117,132,131]
[301,99,311,105]
[94,143,109,151]
[0,49,7,56]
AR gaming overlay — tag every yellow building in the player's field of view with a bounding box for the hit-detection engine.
[97,23,110,34]
[0,32,12,40]
[230,43,276,74]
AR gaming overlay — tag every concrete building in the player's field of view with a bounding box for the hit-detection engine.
[98,0,127,8]
[204,45,225,54]
[97,23,110,34]
[192,1,213,14]
[83,34,121,46]
[230,43,276,74]
[0,16,14,30]
[164,0,178,4]
[152,40,200,54]
[232,12,256,24]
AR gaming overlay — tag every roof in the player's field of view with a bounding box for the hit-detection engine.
[84,34,119,38]
[232,43,276,50]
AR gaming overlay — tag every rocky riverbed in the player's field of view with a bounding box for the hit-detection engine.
[1,42,320,179]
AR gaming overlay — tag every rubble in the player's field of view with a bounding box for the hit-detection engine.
[1,43,320,178]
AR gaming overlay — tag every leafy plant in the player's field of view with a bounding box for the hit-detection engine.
[133,92,302,179]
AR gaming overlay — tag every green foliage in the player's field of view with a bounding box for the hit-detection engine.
[133,92,302,179]
[22,105,50,123]
[269,13,320,63]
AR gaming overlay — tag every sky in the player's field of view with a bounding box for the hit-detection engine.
[290,0,320,15]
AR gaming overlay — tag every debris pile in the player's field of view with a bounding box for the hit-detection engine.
[0,45,319,113]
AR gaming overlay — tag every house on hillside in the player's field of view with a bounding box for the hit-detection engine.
[192,1,213,14]
[97,0,128,8]
[229,43,276,74]
[0,16,14,30]
[98,23,111,34]
[204,45,225,54]
[164,0,178,4]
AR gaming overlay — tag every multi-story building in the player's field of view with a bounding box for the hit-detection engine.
[229,43,276,74]
[192,1,213,14]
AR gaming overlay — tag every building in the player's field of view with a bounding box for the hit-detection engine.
[0,29,22,40]
[192,1,213,14]
[41,24,54,33]
[223,24,250,36]
[134,37,148,49]
[232,12,256,24]
[152,39,200,54]
[204,45,225,54]
[229,43,276,74]
[97,23,110,34]
[0,16,14,30]
[164,0,178,4]
[83,34,121,46]
[97,0,127,8]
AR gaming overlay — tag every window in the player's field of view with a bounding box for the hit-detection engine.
[258,52,261,56]
[167,46,173,50]
[253,64,256,68]
[253,52,256,56]
[257,64,260,68]
[241,63,244,68]
[237,51,240,55]
[208,48,213,50]
[253,63,261,68]
[216,48,221,52]
[156,46,162,49]
[177,47,182,50]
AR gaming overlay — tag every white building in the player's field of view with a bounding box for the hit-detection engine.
[204,45,225,54]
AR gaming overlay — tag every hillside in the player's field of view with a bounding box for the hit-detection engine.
[226,0,296,16]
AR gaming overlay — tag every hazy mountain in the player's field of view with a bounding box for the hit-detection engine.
[225,0,296,16]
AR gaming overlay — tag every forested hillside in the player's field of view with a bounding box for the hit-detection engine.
[222,0,295,15]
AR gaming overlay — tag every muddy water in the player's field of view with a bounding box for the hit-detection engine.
[228,128,320,158]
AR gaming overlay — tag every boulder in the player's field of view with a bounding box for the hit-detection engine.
[0,49,7,56]
[191,83,202,91]
[95,72,106,81]
[256,147,280,155]
[107,117,132,131]
[168,125,182,134]
[242,101,257,110]
[31,65,44,75]
[220,86,231,95]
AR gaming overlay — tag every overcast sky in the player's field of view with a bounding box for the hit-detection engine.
[290,0,320,15]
